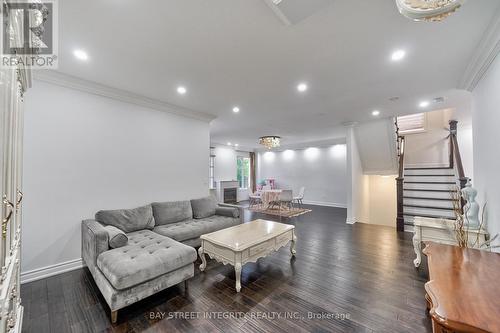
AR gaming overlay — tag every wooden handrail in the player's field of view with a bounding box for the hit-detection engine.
[449,120,468,189]
[450,135,466,183]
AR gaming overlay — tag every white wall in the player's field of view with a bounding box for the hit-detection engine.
[213,145,237,182]
[346,126,369,223]
[404,110,450,168]
[22,81,210,274]
[256,145,347,207]
[365,175,397,228]
[212,145,250,202]
[402,109,473,178]
[457,125,474,178]
[354,118,398,174]
[472,52,500,250]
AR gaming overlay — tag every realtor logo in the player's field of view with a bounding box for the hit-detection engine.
[1,0,58,69]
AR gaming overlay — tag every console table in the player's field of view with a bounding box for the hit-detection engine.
[423,242,500,333]
[412,217,488,267]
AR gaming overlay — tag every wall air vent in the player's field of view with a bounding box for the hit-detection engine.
[264,0,334,25]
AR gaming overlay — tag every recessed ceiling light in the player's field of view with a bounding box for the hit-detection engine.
[232,106,240,113]
[227,142,232,146]
[297,83,308,92]
[177,86,187,95]
[73,49,88,61]
[372,110,381,116]
[234,143,239,147]
[391,49,406,61]
[419,100,430,108]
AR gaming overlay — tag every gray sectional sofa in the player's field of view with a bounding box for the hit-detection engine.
[81,196,242,323]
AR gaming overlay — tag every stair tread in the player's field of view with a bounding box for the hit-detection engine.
[403,188,457,192]
[404,174,455,177]
[404,167,453,170]
[403,196,458,201]
[404,181,456,184]
[403,212,456,220]
[403,204,454,211]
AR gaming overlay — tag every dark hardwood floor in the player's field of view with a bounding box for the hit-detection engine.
[21,205,432,333]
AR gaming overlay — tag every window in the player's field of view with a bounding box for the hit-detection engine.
[397,113,426,134]
[237,156,250,189]
[209,155,215,189]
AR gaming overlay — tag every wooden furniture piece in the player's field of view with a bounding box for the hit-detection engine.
[198,219,296,292]
[413,217,489,267]
[423,242,500,333]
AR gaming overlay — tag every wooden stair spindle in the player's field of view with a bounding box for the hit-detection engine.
[396,135,405,232]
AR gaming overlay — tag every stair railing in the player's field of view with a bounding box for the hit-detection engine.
[395,120,405,232]
[448,120,468,190]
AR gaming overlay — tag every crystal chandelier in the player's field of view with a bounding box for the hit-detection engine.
[259,136,281,149]
[395,0,466,22]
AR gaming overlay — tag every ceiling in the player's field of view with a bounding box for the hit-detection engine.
[54,0,499,148]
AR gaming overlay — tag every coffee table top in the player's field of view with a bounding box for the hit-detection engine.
[200,219,294,251]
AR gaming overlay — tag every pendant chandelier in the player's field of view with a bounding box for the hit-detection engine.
[395,0,466,22]
[259,136,281,149]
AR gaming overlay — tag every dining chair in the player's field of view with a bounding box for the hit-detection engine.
[293,187,305,207]
[248,191,261,208]
[279,189,293,210]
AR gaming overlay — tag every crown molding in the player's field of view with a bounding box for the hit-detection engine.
[32,70,217,123]
[459,8,500,91]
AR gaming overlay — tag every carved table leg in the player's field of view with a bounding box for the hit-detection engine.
[290,232,297,256]
[198,246,207,271]
[413,232,422,268]
[111,310,118,324]
[235,262,242,292]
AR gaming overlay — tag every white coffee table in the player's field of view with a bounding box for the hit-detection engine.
[198,219,297,292]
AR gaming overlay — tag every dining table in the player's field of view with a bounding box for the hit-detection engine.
[259,189,282,209]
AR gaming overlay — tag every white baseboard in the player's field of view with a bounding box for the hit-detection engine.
[346,217,357,224]
[21,258,84,284]
[301,200,347,208]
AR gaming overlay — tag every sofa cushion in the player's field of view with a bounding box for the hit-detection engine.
[95,204,155,233]
[96,230,196,290]
[152,200,192,225]
[153,216,240,242]
[190,196,217,219]
[215,206,240,218]
[104,225,128,248]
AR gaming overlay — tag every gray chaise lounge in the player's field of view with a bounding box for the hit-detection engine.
[82,196,242,323]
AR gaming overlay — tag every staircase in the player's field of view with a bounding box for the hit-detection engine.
[402,167,458,231]
[395,119,467,232]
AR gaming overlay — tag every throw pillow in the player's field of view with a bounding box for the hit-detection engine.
[95,204,155,233]
[104,225,128,248]
[191,196,218,219]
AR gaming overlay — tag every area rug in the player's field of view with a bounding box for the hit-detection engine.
[248,206,312,218]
